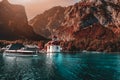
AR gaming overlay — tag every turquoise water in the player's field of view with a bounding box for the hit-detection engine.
[0,53,120,80]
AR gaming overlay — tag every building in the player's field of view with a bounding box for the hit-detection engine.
[45,36,62,53]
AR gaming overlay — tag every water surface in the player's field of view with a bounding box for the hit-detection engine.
[0,53,120,80]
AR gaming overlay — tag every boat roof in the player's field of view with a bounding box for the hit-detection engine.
[9,43,24,50]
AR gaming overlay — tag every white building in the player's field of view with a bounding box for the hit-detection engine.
[46,36,62,53]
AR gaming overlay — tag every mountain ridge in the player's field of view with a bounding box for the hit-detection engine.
[30,0,120,41]
[56,0,120,40]
[0,0,46,40]
[29,6,65,38]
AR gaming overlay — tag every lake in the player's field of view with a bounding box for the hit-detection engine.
[0,52,120,80]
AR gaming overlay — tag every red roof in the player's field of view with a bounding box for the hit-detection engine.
[46,41,60,46]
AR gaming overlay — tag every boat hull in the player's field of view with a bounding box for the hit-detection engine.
[3,50,38,57]
[3,52,38,57]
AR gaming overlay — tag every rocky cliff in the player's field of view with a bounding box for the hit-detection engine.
[57,0,120,41]
[0,0,46,40]
[29,6,65,38]
[30,0,120,41]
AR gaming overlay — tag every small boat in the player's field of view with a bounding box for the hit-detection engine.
[3,43,39,56]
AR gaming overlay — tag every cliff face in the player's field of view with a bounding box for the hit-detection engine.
[0,0,46,40]
[57,0,120,41]
[30,0,120,41]
[29,6,65,38]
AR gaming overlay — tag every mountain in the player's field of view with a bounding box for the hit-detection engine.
[57,0,120,41]
[30,0,120,41]
[29,6,65,38]
[0,0,46,40]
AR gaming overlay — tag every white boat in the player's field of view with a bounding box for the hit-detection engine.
[3,43,39,56]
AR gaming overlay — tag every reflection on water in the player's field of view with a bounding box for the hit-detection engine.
[45,53,54,79]
[114,55,120,80]
[2,56,33,80]
[0,53,120,80]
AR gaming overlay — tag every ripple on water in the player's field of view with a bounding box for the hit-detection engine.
[0,53,120,80]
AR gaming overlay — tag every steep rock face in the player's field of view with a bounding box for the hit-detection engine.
[29,6,65,38]
[0,0,45,40]
[57,0,120,41]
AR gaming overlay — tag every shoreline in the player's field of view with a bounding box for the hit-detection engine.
[1,50,120,54]
[62,51,120,54]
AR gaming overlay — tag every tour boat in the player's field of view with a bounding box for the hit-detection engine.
[3,43,39,56]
